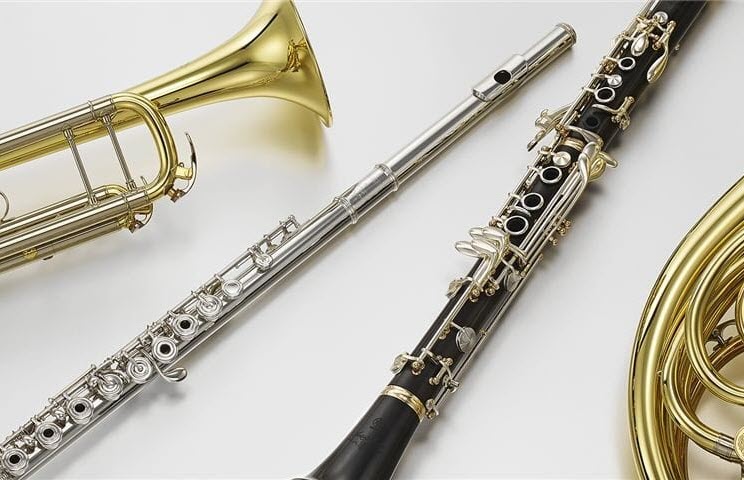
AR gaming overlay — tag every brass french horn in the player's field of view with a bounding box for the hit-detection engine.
[629,175,744,478]
[0,0,331,273]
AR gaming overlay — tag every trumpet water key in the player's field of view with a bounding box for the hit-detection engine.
[296,3,706,479]
[0,27,574,479]
[0,0,332,274]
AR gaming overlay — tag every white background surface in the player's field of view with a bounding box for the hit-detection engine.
[0,2,741,479]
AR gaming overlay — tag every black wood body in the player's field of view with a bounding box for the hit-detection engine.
[297,2,707,479]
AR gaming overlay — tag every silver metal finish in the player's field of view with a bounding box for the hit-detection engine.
[456,327,477,354]
[126,357,154,384]
[66,398,94,425]
[171,314,198,339]
[0,27,575,480]
[618,57,637,71]
[504,215,529,236]
[594,86,616,103]
[551,151,571,167]
[520,192,544,211]
[539,165,563,184]
[1,449,28,477]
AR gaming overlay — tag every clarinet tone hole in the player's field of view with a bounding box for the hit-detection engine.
[585,115,600,129]
[618,57,636,70]
[504,215,529,236]
[521,192,544,211]
[493,70,512,84]
[540,166,563,184]
[595,87,615,103]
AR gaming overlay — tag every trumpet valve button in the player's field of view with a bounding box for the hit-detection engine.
[196,295,222,321]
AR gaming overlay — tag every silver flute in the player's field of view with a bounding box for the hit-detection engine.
[0,26,574,479]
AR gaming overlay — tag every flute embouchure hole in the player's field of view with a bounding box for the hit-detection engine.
[493,70,512,84]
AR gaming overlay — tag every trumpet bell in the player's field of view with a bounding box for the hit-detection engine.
[0,0,331,274]
[130,0,333,126]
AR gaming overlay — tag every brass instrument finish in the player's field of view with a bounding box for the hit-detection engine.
[0,0,331,274]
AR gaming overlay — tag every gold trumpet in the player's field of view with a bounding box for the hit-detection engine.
[0,0,331,273]
[629,175,744,478]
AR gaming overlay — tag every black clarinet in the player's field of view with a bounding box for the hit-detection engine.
[295,2,707,479]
